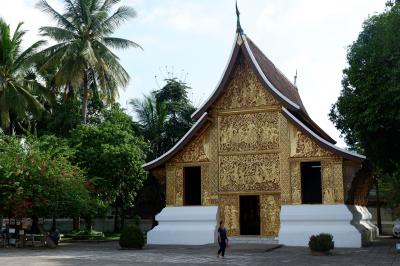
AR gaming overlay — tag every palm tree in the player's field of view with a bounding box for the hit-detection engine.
[130,94,167,159]
[37,0,141,124]
[0,18,45,135]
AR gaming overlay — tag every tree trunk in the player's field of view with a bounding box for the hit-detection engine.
[81,71,89,124]
[121,206,125,230]
[73,217,80,231]
[114,203,120,233]
[375,177,382,234]
[1,111,11,135]
[85,217,92,233]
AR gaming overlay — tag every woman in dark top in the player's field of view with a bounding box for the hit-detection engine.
[217,220,228,258]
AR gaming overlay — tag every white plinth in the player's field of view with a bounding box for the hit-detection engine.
[278,204,362,248]
[147,206,218,245]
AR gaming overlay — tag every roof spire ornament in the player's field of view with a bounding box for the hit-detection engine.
[294,69,298,86]
[236,0,243,34]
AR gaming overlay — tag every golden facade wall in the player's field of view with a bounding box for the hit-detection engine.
[219,112,279,152]
[215,57,282,236]
[219,195,239,236]
[164,54,348,237]
[219,153,279,192]
[260,194,281,236]
[214,57,279,110]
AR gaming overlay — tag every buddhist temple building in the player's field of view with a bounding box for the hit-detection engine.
[144,11,378,247]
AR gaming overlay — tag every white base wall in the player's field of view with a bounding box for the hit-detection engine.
[147,206,218,245]
[278,204,363,248]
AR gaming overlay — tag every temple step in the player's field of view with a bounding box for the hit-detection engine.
[229,236,278,244]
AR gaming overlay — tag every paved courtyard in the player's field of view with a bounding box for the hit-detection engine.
[0,237,399,265]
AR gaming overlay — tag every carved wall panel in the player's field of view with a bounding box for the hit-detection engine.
[219,153,280,192]
[290,161,302,204]
[201,165,212,206]
[207,123,219,205]
[219,195,239,236]
[321,158,344,204]
[279,113,291,204]
[175,167,183,205]
[260,194,281,236]
[171,131,210,163]
[289,124,333,158]
[219,112,279,152]
[165,164,175,206]
[214,56,279,111]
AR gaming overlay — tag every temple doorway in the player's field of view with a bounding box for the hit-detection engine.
[184,167,201,205]
[240,195,260,235]
[301,161,322,204]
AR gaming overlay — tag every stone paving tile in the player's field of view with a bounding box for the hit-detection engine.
[0,237,399,265]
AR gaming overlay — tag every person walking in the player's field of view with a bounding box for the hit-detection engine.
[217,220,229,258]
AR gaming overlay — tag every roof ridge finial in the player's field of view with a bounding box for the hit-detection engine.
[236,0,243,34]
[294,69,298,86]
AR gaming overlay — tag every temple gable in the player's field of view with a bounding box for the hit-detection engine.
[214,55,279,111]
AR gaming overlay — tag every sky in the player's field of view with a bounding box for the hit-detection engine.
[0,0,388,148]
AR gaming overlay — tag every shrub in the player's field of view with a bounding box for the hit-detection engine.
[119,225,145,249]
[308,233,334,252]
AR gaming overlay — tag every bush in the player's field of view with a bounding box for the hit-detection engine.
[308,233,334,252]
[119,225,145,249]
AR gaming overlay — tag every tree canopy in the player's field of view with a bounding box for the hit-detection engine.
[69,105,148,231]
[0,18,45,135]
[0,134,90,218]
[330,3,400,206]
[37,0,141,123]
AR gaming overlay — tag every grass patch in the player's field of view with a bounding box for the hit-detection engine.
[63,230,120,241]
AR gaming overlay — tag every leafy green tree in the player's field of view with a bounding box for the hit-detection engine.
[130,78,195,221]
[0,134,90,220]
[130,94,167,159]
[37,0,141,124]
[69,105,148,232]
[329,3,400,206]
[153,78,196,153]
[0,18,45,135]
[132,78,195,160]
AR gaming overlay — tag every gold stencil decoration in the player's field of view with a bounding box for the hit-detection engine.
[322,159,344,204]
[219,112,279,152]
[290,161,302,204]
[175,167,183,205]
[219,153,279,192]
[260,194,281,236]
[219,195,239,236]
[201,165,212,205]
[214,56,278,110]
[289,125,333,158]
[165,164,175,205]
[171,132,209,163]
[279,113,291,204]
[207,123,219,205]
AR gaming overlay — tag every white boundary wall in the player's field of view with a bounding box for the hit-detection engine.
[147,206,218,245]
[278,204,365,248]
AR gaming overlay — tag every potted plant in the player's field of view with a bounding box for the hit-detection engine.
[308,233,334,255]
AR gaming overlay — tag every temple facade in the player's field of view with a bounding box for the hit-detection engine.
[144,31,376,247]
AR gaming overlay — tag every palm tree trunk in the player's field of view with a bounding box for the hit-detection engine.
[1,111,11,135]
[81,71,89,124]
